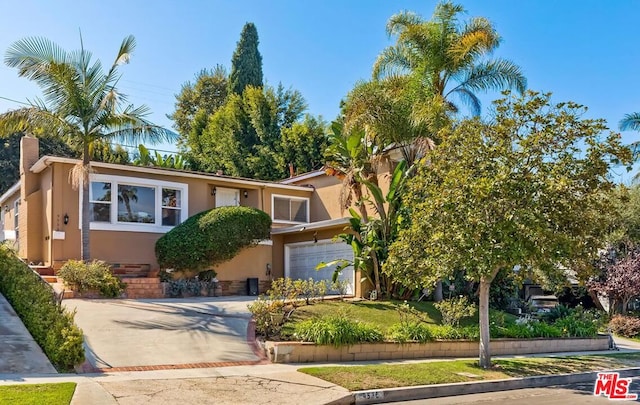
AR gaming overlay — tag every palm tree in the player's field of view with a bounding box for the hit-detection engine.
[620,113,640,132]
[117,185,138,222]
[373,1,526,124]
[2,35,175,260]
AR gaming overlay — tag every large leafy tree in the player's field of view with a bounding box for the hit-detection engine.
[228,22,263,95]
[2,35,175,260]
[170,66,229,138]
[385,91,631,368]
[281,114,328,175]
[198,84,309,180]
[373,1,526,124]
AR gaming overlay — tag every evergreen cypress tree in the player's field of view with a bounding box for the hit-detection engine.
[228,23,264,95]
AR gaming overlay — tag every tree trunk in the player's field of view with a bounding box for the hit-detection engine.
[434,281,443,302]
[622,297,630,315]
[81,146,90,261]
[588,289,605,312]
[478,278,491,368]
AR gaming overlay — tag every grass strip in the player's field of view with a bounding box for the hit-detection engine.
[299,353,640,391]
[0,382,76,405]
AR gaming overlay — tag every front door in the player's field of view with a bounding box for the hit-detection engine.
[215,187,240,208]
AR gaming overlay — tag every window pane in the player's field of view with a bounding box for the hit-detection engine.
[291,200,307,222]
[162,188,180,208]
[91,182,111,202]
[162,208,181,226]
[274,197,290,221]
[91,203,111,222]
[117,185,156,223]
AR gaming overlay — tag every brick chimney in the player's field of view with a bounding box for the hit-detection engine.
[20,135,40,199]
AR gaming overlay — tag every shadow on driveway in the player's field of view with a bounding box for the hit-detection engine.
[64,297,259,369]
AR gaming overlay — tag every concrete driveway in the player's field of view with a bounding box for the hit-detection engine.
[63,297,260,370]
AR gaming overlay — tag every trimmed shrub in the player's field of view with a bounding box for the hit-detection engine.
[0,244,84,371]
[155,206,271,273]
[609,315,640,338]
[293,313,384,346]
[57,260,125,298]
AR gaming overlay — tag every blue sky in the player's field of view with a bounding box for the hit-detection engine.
[0,1,638,180]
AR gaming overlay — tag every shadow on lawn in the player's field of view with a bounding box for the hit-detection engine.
[493,356,621,377]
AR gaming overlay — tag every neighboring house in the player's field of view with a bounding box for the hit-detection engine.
[0,136,390,297]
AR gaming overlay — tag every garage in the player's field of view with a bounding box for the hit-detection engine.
[285,239,354,295]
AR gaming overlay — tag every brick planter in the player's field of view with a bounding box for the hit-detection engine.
[264,336,611,363]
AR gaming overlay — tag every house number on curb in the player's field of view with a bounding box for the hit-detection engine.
[356,391,384,402]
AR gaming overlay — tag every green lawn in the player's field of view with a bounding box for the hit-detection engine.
[0,383,76,405]
[280,299,516,339]
[299,353,640,391]
[281,300,441,338]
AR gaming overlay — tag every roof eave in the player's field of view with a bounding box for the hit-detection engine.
[30,156,314,192]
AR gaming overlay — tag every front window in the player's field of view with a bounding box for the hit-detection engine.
[161,188,181,226]
[117,184,156,223]
[272,195,309,223]
[90,182,111,222]
[85,174,188,233]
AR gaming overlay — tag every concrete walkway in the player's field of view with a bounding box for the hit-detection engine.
[0,293,57,374]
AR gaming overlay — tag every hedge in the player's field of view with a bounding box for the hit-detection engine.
[155,206,272,272]
[0,244,84,371]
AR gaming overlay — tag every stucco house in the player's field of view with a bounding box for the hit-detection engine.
[0,136,379,297]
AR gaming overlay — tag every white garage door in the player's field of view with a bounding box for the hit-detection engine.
[285,239,355,295]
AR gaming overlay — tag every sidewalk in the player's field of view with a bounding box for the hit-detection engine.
[0,293,57,374]
[0,363,352,405]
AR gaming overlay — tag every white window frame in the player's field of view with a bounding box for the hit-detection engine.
[14,199,19,230]
[271,194,309,224]
[80,174,189,233]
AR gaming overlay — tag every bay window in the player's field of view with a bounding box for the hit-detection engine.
[85,174,188,233]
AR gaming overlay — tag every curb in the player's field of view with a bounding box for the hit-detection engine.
[350,367,640,404]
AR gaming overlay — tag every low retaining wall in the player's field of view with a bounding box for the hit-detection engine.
[264,336,610,363]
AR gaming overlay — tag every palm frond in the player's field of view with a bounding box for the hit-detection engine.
[450,17,501,65]
[4,37,68,83]
[386,11,424,37]
[620,113,640,132]
[448,87,481,116]
[373,44,415,79]
[454,59,527,95]
[0,107,75,139]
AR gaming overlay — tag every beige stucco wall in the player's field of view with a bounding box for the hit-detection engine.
[215,244,272,281]
[41,162,312,273]
[287,164,394,223]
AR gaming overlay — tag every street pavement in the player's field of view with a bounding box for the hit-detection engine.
[392,379,640,404]
[63,297,260,369]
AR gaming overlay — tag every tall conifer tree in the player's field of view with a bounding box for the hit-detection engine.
[228,22,264,95]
